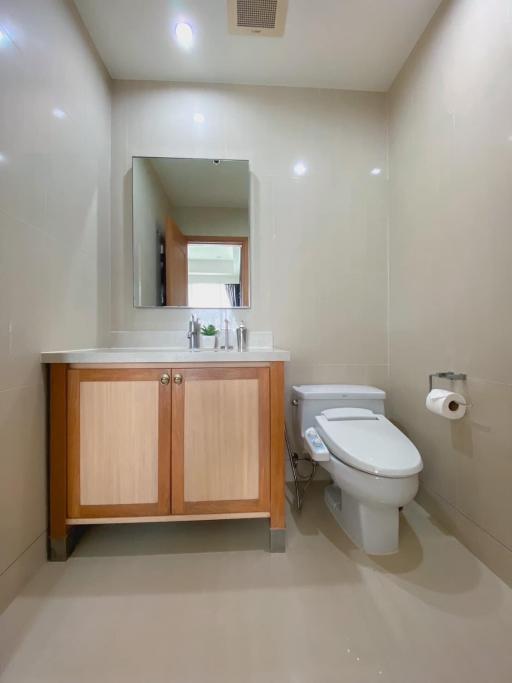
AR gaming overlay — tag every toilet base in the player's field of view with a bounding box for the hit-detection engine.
[324,484,399,555]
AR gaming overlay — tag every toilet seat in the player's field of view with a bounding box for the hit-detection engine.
[315,408,422,478]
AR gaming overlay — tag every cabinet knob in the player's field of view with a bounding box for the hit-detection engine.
[160,373,170,385]
[173,373,183,385]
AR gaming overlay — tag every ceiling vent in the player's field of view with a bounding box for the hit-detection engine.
[228,0,288,37]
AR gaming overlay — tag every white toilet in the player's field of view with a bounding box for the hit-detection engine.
[292,385,423,555]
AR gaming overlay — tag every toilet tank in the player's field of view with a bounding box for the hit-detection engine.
[292,384,386,445]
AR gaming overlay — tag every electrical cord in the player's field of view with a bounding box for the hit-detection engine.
[285,424,317,511]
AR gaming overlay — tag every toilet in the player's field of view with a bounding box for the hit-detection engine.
[292,385,423,555]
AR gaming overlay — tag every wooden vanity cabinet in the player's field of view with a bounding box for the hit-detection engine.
[49,362,285,559]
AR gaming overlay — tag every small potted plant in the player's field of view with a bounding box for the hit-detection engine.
[200,324,218,349]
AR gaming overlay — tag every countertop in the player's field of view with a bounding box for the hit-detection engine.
[41,347,291,363]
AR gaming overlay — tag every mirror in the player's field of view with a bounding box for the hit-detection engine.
[132,157,250,308]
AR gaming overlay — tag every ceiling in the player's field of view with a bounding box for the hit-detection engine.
[74,0,442,92]
[148,158,249,208]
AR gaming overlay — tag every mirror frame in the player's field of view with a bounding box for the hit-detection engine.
[131,156,251,309]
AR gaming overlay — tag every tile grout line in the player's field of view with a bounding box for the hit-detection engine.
[0,382,45,395]
[0,531,47,579]
[421,484,512,555]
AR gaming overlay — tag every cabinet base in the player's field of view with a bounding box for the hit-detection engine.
[269,528,286,553]
[48,527,84,561]
[50,522,286,557]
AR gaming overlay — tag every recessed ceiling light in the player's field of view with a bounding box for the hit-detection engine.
[193,112,205,124]
[175,22,194,49]
[52,108,67,119]
[370,167,382,175]
[293,161,307,176]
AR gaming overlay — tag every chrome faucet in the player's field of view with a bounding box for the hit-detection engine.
[187,315,201,350]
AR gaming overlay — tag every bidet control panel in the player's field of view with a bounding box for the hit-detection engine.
[304,427,330,462]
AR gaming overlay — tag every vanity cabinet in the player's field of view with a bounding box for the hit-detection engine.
[48,361,285,559]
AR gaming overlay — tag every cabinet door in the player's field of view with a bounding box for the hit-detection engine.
[67,369,171,518]
[171,367,270,514]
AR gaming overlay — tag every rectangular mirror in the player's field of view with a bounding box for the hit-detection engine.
[132,157,250,308]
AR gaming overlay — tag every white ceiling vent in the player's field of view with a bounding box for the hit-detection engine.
[228,0,288,37]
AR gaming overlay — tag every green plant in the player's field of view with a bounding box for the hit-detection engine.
[200,324,218,337]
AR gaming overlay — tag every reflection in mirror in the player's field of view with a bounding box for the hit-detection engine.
[132,157,250,308]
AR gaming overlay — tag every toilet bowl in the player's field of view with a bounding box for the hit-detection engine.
[321,456,419,555]
[292,385,423,555]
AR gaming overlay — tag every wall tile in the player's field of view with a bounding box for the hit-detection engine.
[0,384,46,575]
[388,0,512,583]
[0,0,111,610]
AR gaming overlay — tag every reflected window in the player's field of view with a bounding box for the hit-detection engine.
[187,243,242,307]
[188,283,232,308]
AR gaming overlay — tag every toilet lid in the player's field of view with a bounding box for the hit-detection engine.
[315,408,422,478]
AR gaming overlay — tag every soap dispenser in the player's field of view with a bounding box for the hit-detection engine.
[236,321,248,352]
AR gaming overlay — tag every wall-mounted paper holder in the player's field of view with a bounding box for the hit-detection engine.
[428,371,467,393]
[428,371,471,408]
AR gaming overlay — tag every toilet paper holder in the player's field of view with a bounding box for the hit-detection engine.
[428,371,471,407]
[428,371,467,392]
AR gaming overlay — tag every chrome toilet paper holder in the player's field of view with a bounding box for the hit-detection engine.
[428,371,471,408]
[428,371,467,392]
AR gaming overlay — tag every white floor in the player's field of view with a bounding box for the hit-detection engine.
[1,483,512,682]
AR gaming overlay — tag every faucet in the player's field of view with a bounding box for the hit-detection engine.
[187,315,200,350]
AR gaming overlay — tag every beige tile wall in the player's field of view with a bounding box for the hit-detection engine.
[0,0,111,611]
[388,0,512,585]
[110,81,390,427]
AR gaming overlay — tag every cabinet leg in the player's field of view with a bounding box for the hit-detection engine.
[49,364,70,561]
[269,527,286,553]
[49,536,68,562]
[48,527,83,562]
[269,362,286,554]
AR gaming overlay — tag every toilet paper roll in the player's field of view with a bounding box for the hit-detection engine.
[426,389,467,420]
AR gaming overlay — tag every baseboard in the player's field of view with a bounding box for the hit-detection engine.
[0,533,46,614]
[416,486,512,588]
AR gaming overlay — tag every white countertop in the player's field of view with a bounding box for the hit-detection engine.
[41,347,290,363]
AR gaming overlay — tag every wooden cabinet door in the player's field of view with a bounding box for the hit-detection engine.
[67,369,171,519]
[171,367,270,515]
